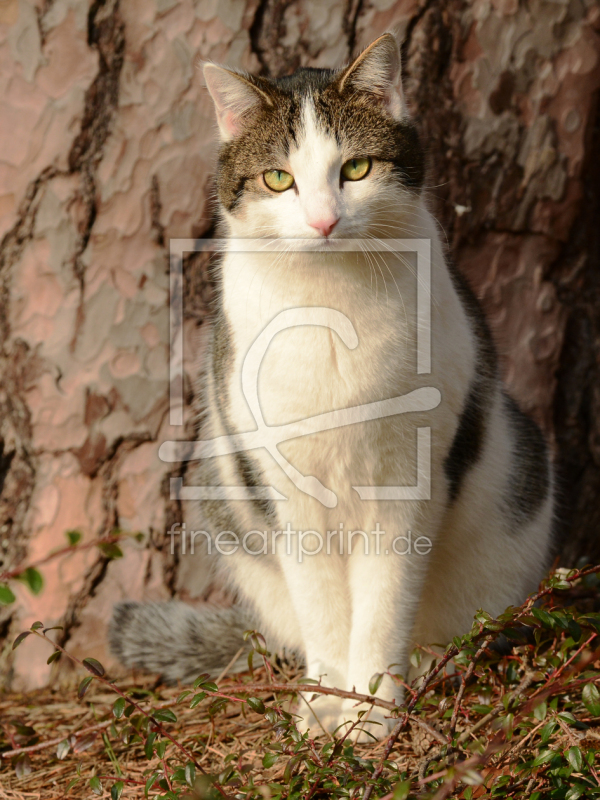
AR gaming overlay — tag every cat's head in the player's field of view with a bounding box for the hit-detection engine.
[204,34,424,243]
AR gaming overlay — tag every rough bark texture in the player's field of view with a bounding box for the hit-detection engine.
[0,0,598,689]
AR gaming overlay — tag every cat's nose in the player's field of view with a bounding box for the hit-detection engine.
[309,217,340,237]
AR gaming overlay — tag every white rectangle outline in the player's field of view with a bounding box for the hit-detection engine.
[169,237,431,427]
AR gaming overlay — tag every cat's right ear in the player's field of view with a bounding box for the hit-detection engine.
[203,64,270,141]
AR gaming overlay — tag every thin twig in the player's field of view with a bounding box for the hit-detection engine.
[0,533,127,583]
[448,636,492,742]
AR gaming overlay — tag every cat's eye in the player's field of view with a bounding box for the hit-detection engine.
[264,169,295,192]
[341,157,371,181]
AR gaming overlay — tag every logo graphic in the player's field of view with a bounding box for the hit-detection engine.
[161,239,436,507]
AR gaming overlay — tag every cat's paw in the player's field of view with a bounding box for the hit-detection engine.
[295,694,345,738]
[295,698,394,742]
[337,701,394,743]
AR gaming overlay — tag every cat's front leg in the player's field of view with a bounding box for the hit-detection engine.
[342,505,437,742]
[277,541,351,736]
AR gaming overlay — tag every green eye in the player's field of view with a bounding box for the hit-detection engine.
[264,169,295,192]
[341,157,371,181]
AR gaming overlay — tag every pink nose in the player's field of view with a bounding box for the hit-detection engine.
[309,217,339,237]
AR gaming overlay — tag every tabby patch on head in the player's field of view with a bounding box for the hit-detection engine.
[203,34,424,242]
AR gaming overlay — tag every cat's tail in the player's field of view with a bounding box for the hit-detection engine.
[108,601,255,684]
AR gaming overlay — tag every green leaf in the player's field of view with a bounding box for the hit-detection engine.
[193,673,211,689]
[244,630,268,655]
[0,584,16,605]
[98,542,123,559]
[14,754,32,778]
[581,614,600,633]
[189,692,207,708]
[185,762,196,787]
[566,746,583,772]
[582,682,600,716]
[283,755,300,784]
[17,568,43,596]
[533,701,547,721]
[144,732,157,760]
[111,780,124,799]
[78,676,93,699]
[262,752,279,769]
[82,657,106,677]
[566,786,585,800]
[369,672,384,695]
[558,711,577,724]
[392,780,410,800]
[66,530,82,546]
[568,619,582,641]
[247,697,266,714]
[540,720,558,744]
[90,776,103,795]
[56,739,70,760]
[145,773,159,797]
[113,697,126,719]
[47,650,61,664]
[156,741,167,759]
[531,607,555,628]
[12,631,31,649]
[531,748,556,767]
[153,708,177,724]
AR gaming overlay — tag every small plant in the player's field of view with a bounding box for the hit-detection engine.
[1,563,599,798]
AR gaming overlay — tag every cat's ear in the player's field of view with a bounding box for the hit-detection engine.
[203,63,271,141]
[337,33,406,119]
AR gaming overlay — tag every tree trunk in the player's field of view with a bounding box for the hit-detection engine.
[0,0,598,689]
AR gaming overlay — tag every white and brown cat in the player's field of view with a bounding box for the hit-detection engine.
[110,34,554,741]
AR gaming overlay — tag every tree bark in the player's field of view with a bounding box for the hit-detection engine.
[0,0,599,689]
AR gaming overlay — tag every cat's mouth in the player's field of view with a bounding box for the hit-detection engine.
[284,236,346,253]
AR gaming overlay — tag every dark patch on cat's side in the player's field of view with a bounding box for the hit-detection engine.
[443,262,498,504]
[215,66,425,212]
[502,393,550,526]
[193,450,245,543]
[442,257,503,504]
[444,380,487,503]
[233,450,277,522]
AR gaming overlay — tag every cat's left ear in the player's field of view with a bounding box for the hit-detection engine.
[337,33,406,119]
[203,63,271,141]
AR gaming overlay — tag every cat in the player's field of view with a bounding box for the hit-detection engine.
[109,33,554,742]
